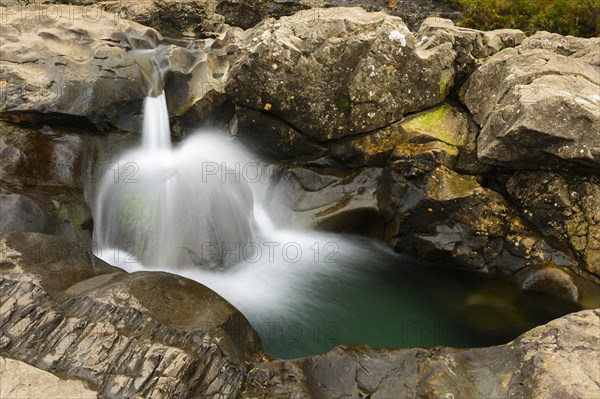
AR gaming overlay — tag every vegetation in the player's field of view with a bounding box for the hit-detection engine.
[455,0,600,37]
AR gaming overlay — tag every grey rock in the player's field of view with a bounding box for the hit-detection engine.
[0,193,47,233]
[226,7,455,141]
[379,163,576,274]
[461,32,600,169]
[507,171,600,280]
[266,166,384,238]
[0,231,261,399]
[417,17,525,77]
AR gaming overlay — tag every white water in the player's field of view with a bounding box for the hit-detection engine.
[91,88,370,317]
[93,92,255,269]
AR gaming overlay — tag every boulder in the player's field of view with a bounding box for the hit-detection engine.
[226,7,456,142]
[417,17,525,77]
[0,4,158,130]
[265,166,384,238]
[243,309,600,399]
[461,32,600,169]
[0,231,261,398]
[507,171,600,279]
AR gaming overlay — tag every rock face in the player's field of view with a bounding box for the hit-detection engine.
[226,7,455,141]
[379,162,575,274]
[507,171,600,280]
[242,308,600,398]
[0,232,261,398]
[417,17,526,78]
[461,32,600,169]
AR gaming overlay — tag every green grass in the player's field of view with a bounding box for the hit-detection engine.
[455,0,600,37]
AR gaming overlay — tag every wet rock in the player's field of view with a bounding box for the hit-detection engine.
[226,7,456,141]
[242,309,600,399]
[0,122,85,190]
[379,164,576,274]
[0,193,47,233]
[461,32,600,169]
[507,171,600,279]
[0,231,261,398]
[515,262,580,303]
[234,106,324,159]
[266,166,384,238]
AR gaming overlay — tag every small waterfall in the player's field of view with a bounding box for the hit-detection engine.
[92,50,254,269]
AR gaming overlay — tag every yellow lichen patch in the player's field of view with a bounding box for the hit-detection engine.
[401,103,469,147]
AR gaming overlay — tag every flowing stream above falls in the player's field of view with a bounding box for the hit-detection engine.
[92,52,595,359]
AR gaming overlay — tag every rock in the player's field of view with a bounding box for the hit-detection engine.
[0,4,157,130]
[0,231,261,398]
[99,0,224,38]
[234,106,324,159]
[515,262,580,303]
[1,233,597,399]
[0,193,47,233]
[327,102,481,170]
[461,32,600,169]
[226,7,455,141]
[266,166,384,238]
[0,122,85,190]
[0,356,98,399]
[417,17,525,78]
[242,309,600,398]
[507,171,600,279]
[379,164,576,274]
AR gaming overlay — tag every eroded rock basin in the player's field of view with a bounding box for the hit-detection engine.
[109,232,598,360]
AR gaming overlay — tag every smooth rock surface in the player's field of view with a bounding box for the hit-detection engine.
[0,5,161,129]
[266,166,384,238]
[0,356,98,399]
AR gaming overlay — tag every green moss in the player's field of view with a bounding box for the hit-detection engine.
[57,204,92,231]
[454,0,599,38]
[335,95,352,112]
[401,103,467,147]
[439,76,452,98]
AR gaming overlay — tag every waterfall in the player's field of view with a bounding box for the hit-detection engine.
[92,50,254,270]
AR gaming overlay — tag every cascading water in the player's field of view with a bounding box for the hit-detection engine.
[92,49,590,359]
[93,50,254,269]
